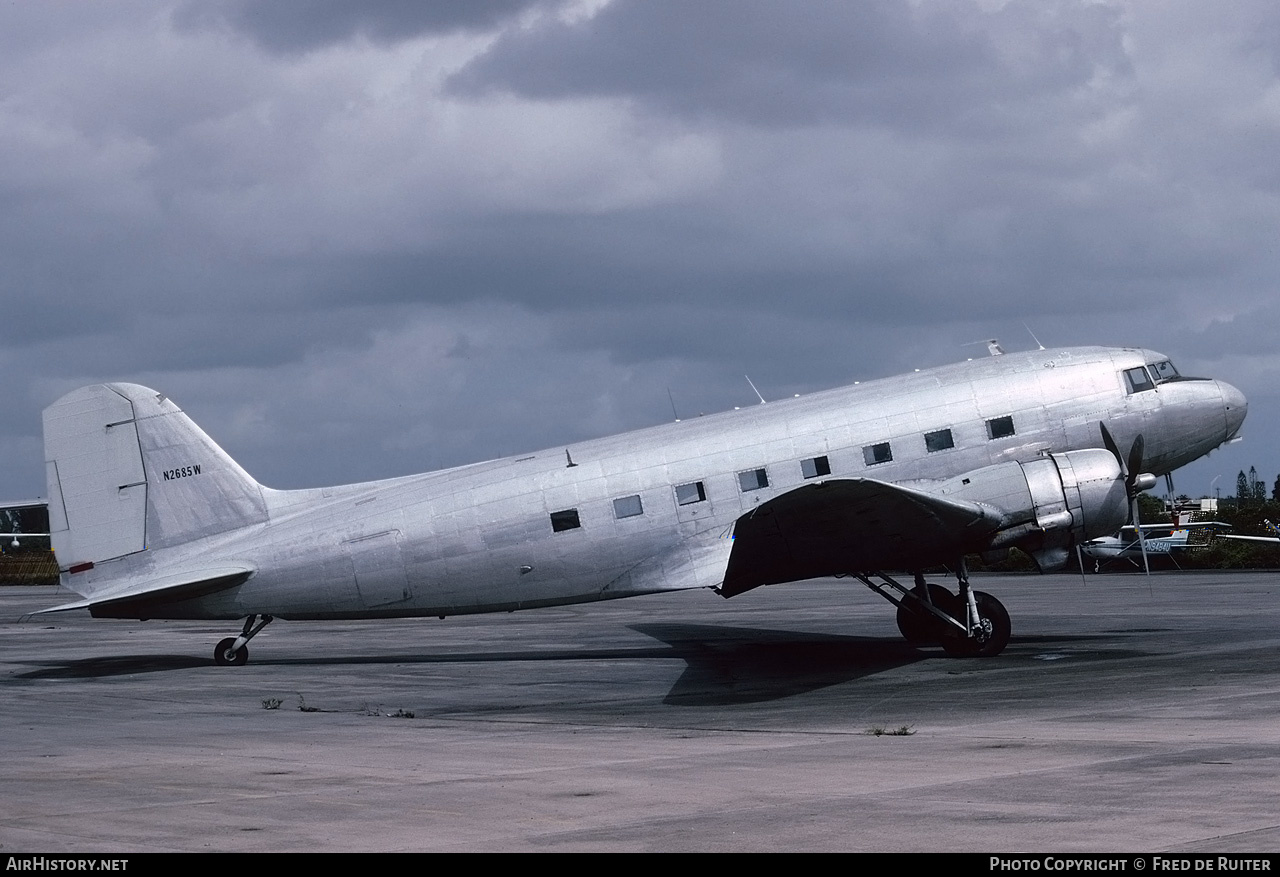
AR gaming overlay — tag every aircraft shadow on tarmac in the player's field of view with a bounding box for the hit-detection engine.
[14,626,1139,701]
[631,623,929,705]
[14,624,925,693]
[15,654,212,678]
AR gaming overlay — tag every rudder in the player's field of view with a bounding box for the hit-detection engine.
[44,384,268,571]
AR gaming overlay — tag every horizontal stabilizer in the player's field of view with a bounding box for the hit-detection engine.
[33,564,254,616]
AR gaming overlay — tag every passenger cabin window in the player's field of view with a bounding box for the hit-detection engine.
[738,468,769,492]
[550,509,581,532]
[862,442,892,466]
[801,456,831,479]
[986,416,1015,440]
[674,481,707,506]
[613,495,643,519]
[1124,366,1155,394]
[924,429,954,453]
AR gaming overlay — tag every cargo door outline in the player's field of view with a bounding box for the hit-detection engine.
[344,530,411,608]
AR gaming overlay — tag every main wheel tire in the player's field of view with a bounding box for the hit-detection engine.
[896,583,961,643]
[941,591,1011,657]
[214,637,248,666]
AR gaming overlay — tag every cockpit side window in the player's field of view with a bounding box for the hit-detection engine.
[1124,366,1155,394]
[1149,360,1180,383]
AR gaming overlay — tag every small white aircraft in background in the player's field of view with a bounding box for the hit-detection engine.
[32,345,1246,664]
[1079,512,1232,571]
[1214,519,1280,545]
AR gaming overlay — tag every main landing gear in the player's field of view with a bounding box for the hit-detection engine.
[214,614,273,666]
[856,561,1011,657]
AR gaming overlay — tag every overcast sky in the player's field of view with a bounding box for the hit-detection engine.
[2,0,1277,502]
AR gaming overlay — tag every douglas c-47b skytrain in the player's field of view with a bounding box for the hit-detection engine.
[33,345,1246,664]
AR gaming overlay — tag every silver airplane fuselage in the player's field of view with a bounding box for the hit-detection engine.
[43,346,1245,633]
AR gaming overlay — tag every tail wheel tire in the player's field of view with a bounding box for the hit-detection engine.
[941,591,1011,657]
[214,637,248,666]
[896,584,961,643]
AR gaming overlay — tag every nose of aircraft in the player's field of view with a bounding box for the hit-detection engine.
[1219,380,1247,441]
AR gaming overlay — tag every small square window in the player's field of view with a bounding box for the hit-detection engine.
[613,494,643,519]
[674,481,707,506]
[924,429,954,452]
[862,442,892,466]
[801,455,831,479]
[986,416,1015,440]
[737,468,769,492]
[550,509,581,532]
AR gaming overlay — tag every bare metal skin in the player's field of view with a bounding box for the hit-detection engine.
[36,345,1245,663]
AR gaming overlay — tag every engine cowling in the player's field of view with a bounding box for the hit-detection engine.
[931,448,1130,570]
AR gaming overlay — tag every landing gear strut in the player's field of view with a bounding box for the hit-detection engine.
[858,560,1011,657]
[214,614,273,666]
[941,562,1011,657]
[895,572,960,643]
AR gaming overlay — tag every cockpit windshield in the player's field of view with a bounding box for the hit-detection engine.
[1126,359,1204,393]
[1148,360,1180,383]
[1124,366,1154,394]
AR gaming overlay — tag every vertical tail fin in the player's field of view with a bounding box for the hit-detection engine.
[43,383,267,571]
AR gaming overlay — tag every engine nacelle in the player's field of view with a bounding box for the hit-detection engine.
[931,448,1130,571]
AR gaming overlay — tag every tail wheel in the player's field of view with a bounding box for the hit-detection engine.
[941,591,1011,657]
[896,583,961,643]
[214,637,248,666]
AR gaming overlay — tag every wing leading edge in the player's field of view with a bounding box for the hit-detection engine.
[721,479,1003,598]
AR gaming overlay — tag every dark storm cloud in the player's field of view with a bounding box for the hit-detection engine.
[1,0,1278,501]
[174,0,543,52]
[451,0,1130,132]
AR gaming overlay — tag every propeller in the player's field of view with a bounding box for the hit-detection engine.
[1100,423,1158,574]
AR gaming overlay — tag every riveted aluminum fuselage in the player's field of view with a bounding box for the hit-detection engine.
[69,346,1244,620]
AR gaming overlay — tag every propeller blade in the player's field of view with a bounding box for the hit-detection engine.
[1132,495,1150,576]
[1126,434,1145,492]
[1102,422,1152,575]
[1100,422,1124,476]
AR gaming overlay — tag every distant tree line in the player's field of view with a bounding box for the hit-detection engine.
[1234,466,1276,504]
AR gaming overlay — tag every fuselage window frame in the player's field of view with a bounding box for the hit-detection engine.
[986,416,1016,440]
[801,455,831,479]
[924,428,955,453]
[550,508,581,532]
[612,495,644,519]
[737,468,769,492]
[862,442,892,466]
[674,481,707,506]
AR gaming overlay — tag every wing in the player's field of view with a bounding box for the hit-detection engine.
[1214,534,1280,544]
[720,478,1002,597]
[33,565,254,617]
